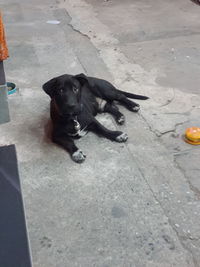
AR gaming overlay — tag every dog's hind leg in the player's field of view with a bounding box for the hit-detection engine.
[52,131,86,163]
[96,86,141,113]
[89,119,128,142]
[103,102,125,125]
[109,91,140,112]
[118,96,140,112]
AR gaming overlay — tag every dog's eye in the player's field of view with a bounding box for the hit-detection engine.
[59,88,64,94]
[73,87,79,94]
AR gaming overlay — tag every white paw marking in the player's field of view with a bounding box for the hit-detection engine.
[132,105,140,112]
[72,150,86,163]
[116,133,128,142]
[117,116,125,124]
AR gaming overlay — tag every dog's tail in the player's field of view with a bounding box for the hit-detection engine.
[117,89,149,100]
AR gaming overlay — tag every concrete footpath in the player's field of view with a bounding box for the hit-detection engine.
[1,0,200,266]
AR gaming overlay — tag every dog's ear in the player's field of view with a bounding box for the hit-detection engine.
[74,73,94,87]
[42,78,57,98]
[74,73,88,85]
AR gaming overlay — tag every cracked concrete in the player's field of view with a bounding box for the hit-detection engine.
[1,0,200,266]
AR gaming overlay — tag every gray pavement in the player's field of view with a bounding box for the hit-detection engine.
[1,0,200,266]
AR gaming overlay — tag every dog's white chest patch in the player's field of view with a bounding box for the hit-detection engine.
[68,119,88,137]
[76,128,88,137]
[96,97,107,111]
[68,128,88,137]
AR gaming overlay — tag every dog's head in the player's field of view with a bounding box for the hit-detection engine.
[42,73,90,117]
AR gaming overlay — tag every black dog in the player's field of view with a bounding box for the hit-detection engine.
[43,73,148,163]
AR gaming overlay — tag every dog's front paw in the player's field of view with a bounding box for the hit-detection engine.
[72,149,86,163]
[115,132,128,142]
[117,115,125,125]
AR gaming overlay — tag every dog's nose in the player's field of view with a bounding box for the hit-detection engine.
[68,103,76,109]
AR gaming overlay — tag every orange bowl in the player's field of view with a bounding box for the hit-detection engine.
[185,127,200,145]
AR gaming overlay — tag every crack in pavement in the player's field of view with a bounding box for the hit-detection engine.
[174,156,200,200]
[140,112,189,137]
[159,120,189,136]
[160,88,175,107]
[68,22,91,40]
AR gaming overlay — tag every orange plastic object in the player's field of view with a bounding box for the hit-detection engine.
[185,127,200,145]
[0,11,9,61]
